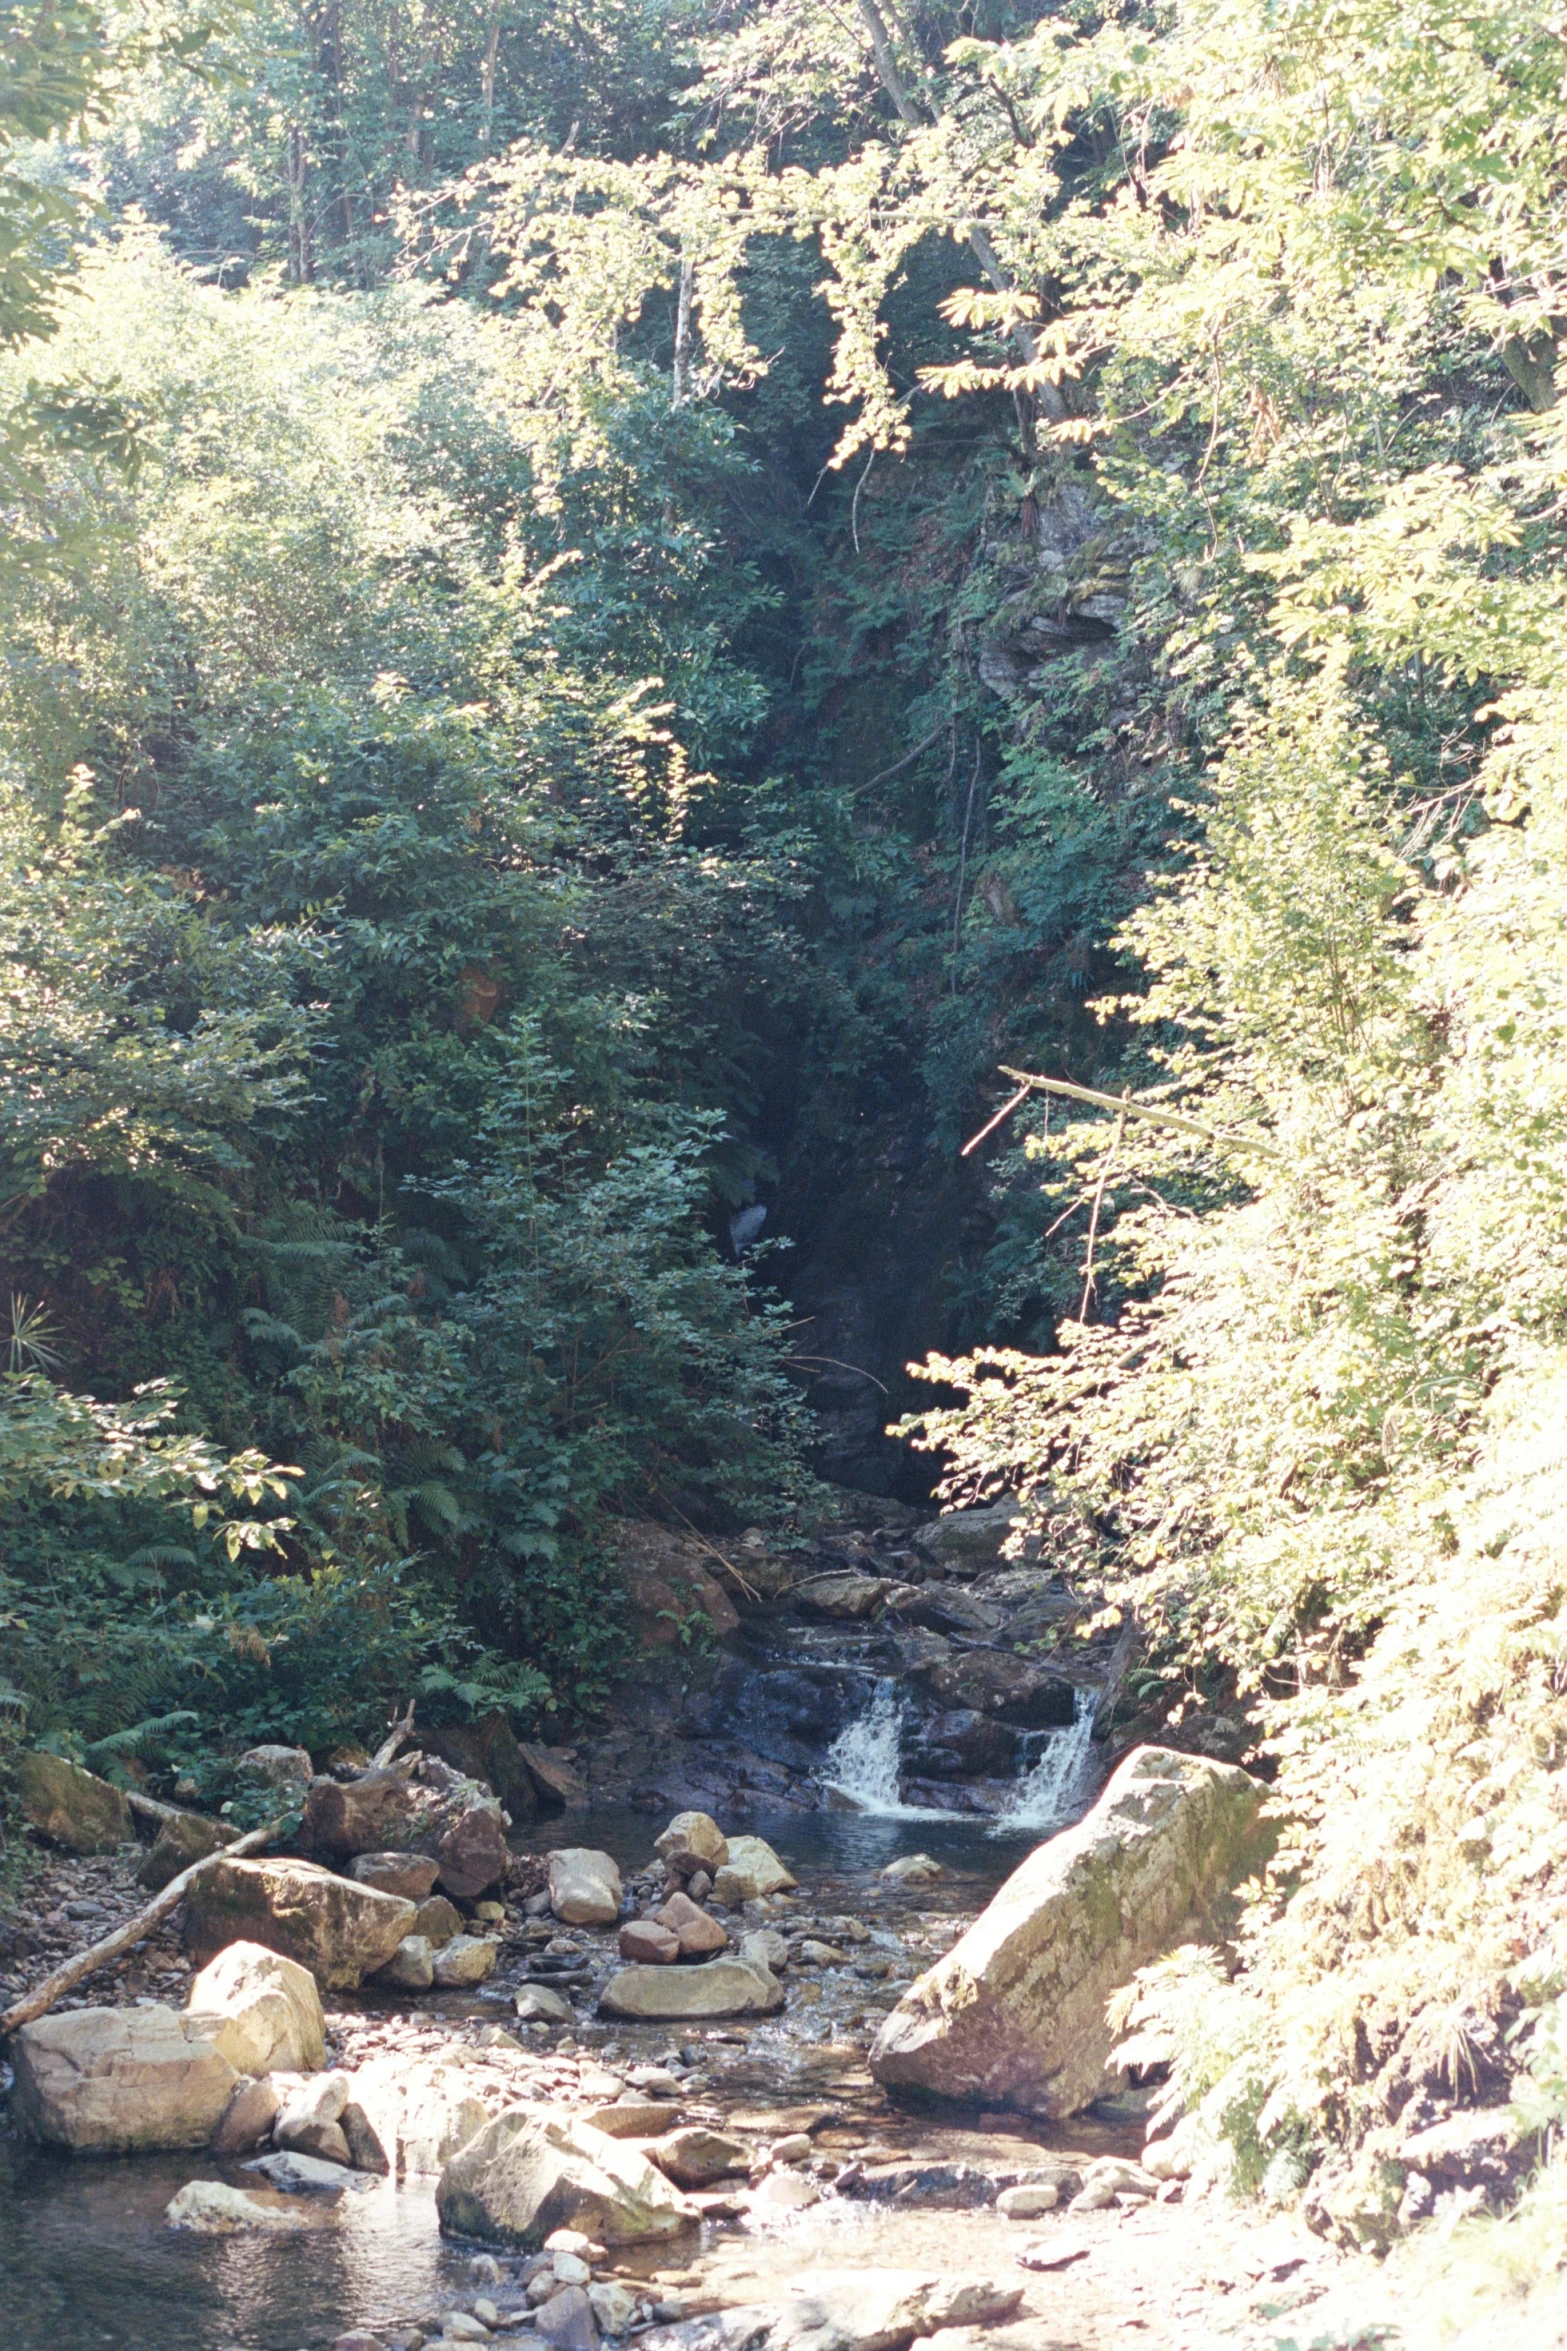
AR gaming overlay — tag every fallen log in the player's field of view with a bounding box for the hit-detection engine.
[0,1816,284,2040]
[122,1787,238,1842]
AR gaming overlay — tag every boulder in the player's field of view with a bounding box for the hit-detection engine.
[12,2006,238,2154]
[136,1810,229,1890]
[247,2148,372,2194]
[777,2271,1023,2351]
[429,1786,512,1900]
[211,2073,282,2155]
[182,1856,416,1990]
[378,1934,436,1990]
[549,1848,623,1927]
[607,1519,741,1652]
[515,1983,575,2025]
[793,1574,890,1622]
[588,2280,639,2338]
[646,2126,750,2189]
[351,2048,508,2175]
[653,1813,727,1878]
[341,2099,390,2174]
[236,1744,314,1807]
[518,1742,588,1812]
[869,1746,1273,2116]
[620,1919,680,1965]
[414,1894,464,1946]
[18,1753,132,1853]
[654,1892,728,1959]
[422,1712,539,1825]
[919,1650,1078,1729]
[433,1933,499,1988]
[349,1850,442,1902]
[437,2110,698,2246]
[588,2098,682,2138]
[721,1835,796,1897]
[738,1929,789,1973]
[912,1498,1021,1574]
[275,2069,353,2162]
[165,2179,313,2234]
[537,2284,599,2350]
[881,1854,943,1886]
[599,1957,784,2022]
[186,1940,326,2074]
[301,1762,509,1900]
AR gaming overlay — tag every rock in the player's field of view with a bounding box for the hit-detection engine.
[275,2069,353,2160]
[431,1787,512,1901]
[599,1957,784,2021]
[912,1498,1021,1572]
[434,1934,499,1988]
[436,2110,699,2246]
[754,2168,820,2211]
[537,2285,599,2349]
[739,1930,789,1973]
[183,1857,416,1990]
[881,1854,944,1886]
[350,1850,443,1902]
[891,1590,1005,1640]
[621,1919,681,1964]
[12,2006,238,2154]
[516,1984,575,2025]
[793,1573,889,1621]
[136,1810,229,1890]
[247,2148,372,2194]
[761,2271,1021,2351]
[767,2133,813,2166]
[423,1712,540,1824]
[236,1744,315,1807]
[654,1812,728,1877]
[795,1941,844,1967]
[165,2179,312,2233]
[18,1752,132,1853]
[416,1894,465,1947]
[549,1849,623,1927]
[654,1892,728,1958]
[186,1939,326,2074]
[608,1519,741,1653]
[518,1741,589,1811]
[920,1650,1078,1729]
[211,2072,282,2155]
[589,2098,685,2138]
[351,2049,508,2175]
[301,1760,510,1899]
[588,2280,639,2336]
[687,1869,713,1902]
[870,1746,1273,2117]
[379,1934,436,1990]
[712,1866,757,1905]
[904,1708,1019,1778]
[443,2315,491,2343]
[341,2099,391,2174]
[996,2184,1057,2219]
[474,1899,506,1923]
[722,1836,796,1897]
[647,2126,751,2188]
[552,2249,593,2283]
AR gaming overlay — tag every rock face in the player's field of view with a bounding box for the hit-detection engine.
[437,2110,698,2246]
[18,1753,132,1853]
[12,2006,238,2154]
[548,1847,623,1927]
[182,1857,416,1990]
[599,1956,784,2022]
[186,1939,326,2073]
[869,1746,1272,2117]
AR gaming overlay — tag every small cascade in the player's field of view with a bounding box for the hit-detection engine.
[991,1687,1097,1833]
[821,1677,906,1811]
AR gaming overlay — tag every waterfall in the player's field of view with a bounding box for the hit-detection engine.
[822,1678,907,1811]
[991,1688,1096,1833]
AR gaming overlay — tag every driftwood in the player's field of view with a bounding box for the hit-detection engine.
[372,1700,417,1769]
[0,1816,283,2040]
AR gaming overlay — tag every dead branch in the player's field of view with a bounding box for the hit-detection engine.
[122,1788,238,1843]
[1,1817,284,2040]
[990,1066,1280,1159]
[373,1700,417,1768]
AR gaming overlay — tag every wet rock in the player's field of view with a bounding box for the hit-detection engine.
[515,1984,575,2025]
[738,1929,788,1973]
[537,2285,599,2349]
[434,1933,500,1988]
[599,1957,784,2022]
[352,2049,507,2175]
[211,2072,282,2155]
[889,1588,1005,1639]
[18,1753,132,1853]
[165,2179,312,2233]
[350,1850,444,1902]
[236,1744,315,1808]
[275,2068,353,2161]
[136,1809,229,1890]
[903,1710,1019,1778]
[247,2148,373,2194]
[436,2110,698,2247]
[842,2162,996,2211]
[880,1854,943,1886]
[912,1498,1021,1574]
[647,2126,751,2188]
[720,1837,796,1897]
[415,1894,465,1947]
[654,1892,728,1958]
[919,1651,1078,1729]
[341,2099,391,2174]
[870,1746,1273,2117]
[378,1933,436,1990]
[183,1857,416,1990]
[12,2006,238,2154]
[621,1919,681,1964]
[186,1939,326,2074]
[654,1813,728,1878]
[549,1849,623,1927]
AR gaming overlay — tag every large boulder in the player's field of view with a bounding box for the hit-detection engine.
[301,1761,509,1901]
[599,1956,783,2022]
[548,1848,622,1927]
[182,1857,415,1990]
[869,1745,1272,2117]
[350,2048,509,2176]
[422,1714,539,1825]
[436,2110,698,2246]
[11,2006,238,2154]
[722,1835,796,1897]
[517,1742,588,1812]
[186,1939,326,2073]
[918,1649,1078,1729]
[607,1519,740,1651]
[911,1498,1021,1576]
[17,1753,132,1853]
[349,1850,442,1902]
[793,1574,890,1622]
[136,1809,229,1891]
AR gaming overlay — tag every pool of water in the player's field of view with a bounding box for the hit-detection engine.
[0,2139,463,2351]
